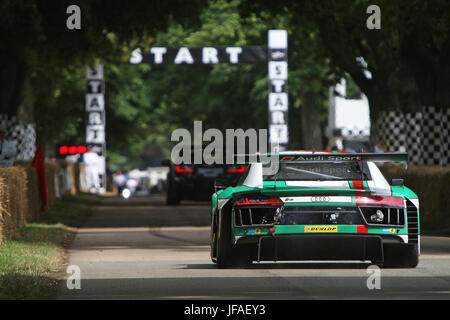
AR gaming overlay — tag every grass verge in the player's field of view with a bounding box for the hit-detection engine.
[0,193,97,299]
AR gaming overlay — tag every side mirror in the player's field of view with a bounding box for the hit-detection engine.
[214,179,229,192]
[391,178,404,187]
[161,159,171,166]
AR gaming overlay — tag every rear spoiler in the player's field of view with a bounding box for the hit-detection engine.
[278,152,408,163]
[234,152,408,164]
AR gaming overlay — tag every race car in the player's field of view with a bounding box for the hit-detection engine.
[210,150,420,268]
[163,159,245,205]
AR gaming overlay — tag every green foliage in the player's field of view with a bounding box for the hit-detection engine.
[344,76,362,100]
[111,0,336,165]
[3,0,449,170]
[32,64,86,146]
[241,0,450,119]
[2,0,339,170]
[59,0,339,169]
[105,0,275,168]
[0,0,206,134]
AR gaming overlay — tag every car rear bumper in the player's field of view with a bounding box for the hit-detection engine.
[172,177,215,200]
[235,234,408,263]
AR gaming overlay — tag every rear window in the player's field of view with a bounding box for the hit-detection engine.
[263,162,371,181]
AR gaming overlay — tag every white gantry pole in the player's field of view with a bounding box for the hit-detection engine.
[268,30,288,150]
[86,64,107,194]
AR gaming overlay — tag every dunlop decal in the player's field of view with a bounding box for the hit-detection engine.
[304,226,338,233]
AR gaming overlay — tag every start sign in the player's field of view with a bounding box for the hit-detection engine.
[85,64,106,193]
[130,46,267,65]
[129,30,289,148]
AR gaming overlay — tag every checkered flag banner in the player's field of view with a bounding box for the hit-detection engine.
[374,107,449,166]
[0,114,37,161]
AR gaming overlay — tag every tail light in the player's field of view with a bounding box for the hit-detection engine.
[175,165,194,173]
[355,195,404,208]
[227,165,245,173]
[235,196,282,206]
[234,197,282,227]
[359,207,405,226]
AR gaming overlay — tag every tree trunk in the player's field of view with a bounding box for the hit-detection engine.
[16,76,34,124]
[300,90,323,149]
[288,103,302,149]
[0,50,28,118]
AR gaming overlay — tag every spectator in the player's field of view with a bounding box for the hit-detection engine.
[83,147,101,192]
[0,126,17,167]
[113,170,127,194]
[126,178,139,193]
[342,139,356,153]
[374,141,384,153]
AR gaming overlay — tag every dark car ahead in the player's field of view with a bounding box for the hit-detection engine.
[163,159,245,205]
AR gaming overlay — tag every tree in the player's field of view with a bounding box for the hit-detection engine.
[139,0,335,155]
[0,0,205,122]
[102,0,338,168]
[286,23,335,149]
[128,0,271,160]
[241,0,450,123]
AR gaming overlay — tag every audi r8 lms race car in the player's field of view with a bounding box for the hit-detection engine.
[210,151,420,268]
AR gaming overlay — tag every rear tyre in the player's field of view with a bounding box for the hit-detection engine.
[215,207,252,268]
[216,207,234,268]
[211,210,218,263]
[233,245,253,268]
[382,243,419,268]
[166,179,180,206]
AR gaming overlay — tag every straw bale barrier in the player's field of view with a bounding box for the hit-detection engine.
[0,161,80,242]
[0,165,39,240]
[380,164,450,229]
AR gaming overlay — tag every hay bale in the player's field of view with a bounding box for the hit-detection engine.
[45,161,60,207]
[67,162,81,195]
[380,164,450,229]
[0,167,27,240]
[0,160,81,242]
[15,162,42,221]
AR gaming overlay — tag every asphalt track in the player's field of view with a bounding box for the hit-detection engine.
[58,195,450,300]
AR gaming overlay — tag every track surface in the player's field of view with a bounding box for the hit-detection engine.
[58,195,450,299]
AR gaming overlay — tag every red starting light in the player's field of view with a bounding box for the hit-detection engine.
[68,146,78,154]
[59,146,69,155]
[59,145,87,156]
[77,146,87,154]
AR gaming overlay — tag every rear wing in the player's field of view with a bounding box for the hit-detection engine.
[278,152,408,164]
[236,152,408,187]
[234,152,408,164]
